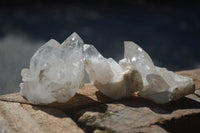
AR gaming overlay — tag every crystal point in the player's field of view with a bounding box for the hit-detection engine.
[124,41,157,85]
[62,32,83,48]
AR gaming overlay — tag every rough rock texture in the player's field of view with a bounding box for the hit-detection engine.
[76,90,200,133]
[0,101,84,133]
[0,69,200,133]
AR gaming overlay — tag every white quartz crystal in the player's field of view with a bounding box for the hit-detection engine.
[84,44,143,99]
[20,32,195,104]
[20,32,84,104]
[124,41,195,104]
[84,41,194,104]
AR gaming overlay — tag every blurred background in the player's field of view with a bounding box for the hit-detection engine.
[0,0,200,95]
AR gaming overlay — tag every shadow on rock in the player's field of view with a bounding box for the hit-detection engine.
[117,95,200,114]
[32,105,68,118]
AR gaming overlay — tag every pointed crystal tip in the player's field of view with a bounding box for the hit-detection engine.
[45,39,60,47]
[62,32,83,45]
[124,41,142,52]
[70,32,83,41]
[83,44,102,60]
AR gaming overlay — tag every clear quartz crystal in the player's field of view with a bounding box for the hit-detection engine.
[124,41,195,104]
[84,44,143,99]
[20,32,195,104]
[20,32,84,104]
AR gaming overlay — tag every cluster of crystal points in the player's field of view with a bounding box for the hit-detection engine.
[20,33,84,104]
[123,42,195,103]
[20,32,195,104]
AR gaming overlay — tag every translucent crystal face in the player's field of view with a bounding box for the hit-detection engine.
[84,44,143,99]
[84,44,114,84]
[20,32,84,104]
[124,41,157,85]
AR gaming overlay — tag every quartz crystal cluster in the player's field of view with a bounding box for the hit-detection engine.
[20,32,195,104]
[84,42,194,104]
[20,33,84,104]
[123,41,195,103]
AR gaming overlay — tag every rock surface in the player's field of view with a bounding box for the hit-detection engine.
[76,90,200,132]
[0,101,84,133]
[0,69,200,133]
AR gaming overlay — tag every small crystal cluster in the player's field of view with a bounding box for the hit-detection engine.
[121,41,194,103]
[20,33,84,104]
[84,44,143,99]
[20,32,195,104]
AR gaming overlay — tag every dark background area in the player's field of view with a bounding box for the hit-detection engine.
[0,0,200,94]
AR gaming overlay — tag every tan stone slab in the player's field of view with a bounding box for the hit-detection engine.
[76,103,163,132]
[0,101,84,133]
[132,125,168,133]
[76,90,200,132]
[92,125,168,133]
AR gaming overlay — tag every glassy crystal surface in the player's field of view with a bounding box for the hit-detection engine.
[84,44,143,99]
[20,32,84,104]
[124,41,195,104]
[20,33,195,104]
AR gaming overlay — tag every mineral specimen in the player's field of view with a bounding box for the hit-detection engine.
[20,32,195,104]
[123,41,195,104]
[84,44,143,99]
[20,33,84,104]
[84,41,195,104]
